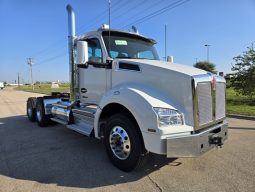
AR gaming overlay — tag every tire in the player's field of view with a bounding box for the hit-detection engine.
[35,98,50,127]
[27,98,36,122]
[104,113,147,172]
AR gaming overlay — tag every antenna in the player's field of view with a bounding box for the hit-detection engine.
[108,0,111,58]
[108,0,111,28]
[165,24,167,61]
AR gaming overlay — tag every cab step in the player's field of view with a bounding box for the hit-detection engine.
[66,124,94,137]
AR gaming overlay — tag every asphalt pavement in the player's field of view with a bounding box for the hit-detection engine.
[0,87,254,192]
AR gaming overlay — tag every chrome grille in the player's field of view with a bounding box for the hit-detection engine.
[192,75,226,131]
[216,83,226,119]
[197,82,213,126]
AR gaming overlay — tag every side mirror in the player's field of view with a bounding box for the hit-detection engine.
[76,41,88,67]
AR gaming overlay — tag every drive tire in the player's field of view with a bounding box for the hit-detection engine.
[36,98,50,127]
[104,113,147,172]
[27,98,36,122]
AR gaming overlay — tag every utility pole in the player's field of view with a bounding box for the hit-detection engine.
[17,72,20,87]
[204,44,211,62]
[27,58,34,90]
[165,24,167,61]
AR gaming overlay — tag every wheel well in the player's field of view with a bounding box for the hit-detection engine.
[99,103,144,146]
[99,103,132,120]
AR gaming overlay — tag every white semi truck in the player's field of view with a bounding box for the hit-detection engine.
[26,5,228,172]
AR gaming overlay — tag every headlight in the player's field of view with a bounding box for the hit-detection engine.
[153,107,184,127]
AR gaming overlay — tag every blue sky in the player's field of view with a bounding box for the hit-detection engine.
[0,0,254,83]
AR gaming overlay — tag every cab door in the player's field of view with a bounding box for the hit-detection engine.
[78,37,108,104]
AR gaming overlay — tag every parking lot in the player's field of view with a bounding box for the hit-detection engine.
[0,87,254,192]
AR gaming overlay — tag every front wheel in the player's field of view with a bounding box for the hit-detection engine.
[104,113,147,172]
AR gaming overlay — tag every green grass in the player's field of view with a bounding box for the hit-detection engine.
[15,84,70,95]
[226,88,255,116]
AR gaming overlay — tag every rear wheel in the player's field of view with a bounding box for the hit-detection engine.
[36,98,50,127]
[27,98,36,122]
[104,113,147,172]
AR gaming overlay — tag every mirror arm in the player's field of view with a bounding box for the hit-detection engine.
[77,64,88,68]
[77,61,112,69]
[87,61,112,69]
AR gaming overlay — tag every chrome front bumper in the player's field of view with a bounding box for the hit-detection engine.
[167,121,228,157]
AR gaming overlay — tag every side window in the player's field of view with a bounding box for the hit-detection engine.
[87,38,103,63]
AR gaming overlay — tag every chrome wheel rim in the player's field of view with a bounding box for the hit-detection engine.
[109,126,131,160]
[27,104,32,117]
[36,107,42,122]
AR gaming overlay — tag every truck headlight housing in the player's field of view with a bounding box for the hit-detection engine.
[153,107,184,127]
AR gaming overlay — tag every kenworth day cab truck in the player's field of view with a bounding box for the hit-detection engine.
[26,5,228,172]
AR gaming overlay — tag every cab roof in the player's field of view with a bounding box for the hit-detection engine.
[77,28,157,44]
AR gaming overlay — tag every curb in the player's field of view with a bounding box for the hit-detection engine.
[227,114,255,121]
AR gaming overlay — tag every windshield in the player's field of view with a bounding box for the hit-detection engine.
[102,31,159,60]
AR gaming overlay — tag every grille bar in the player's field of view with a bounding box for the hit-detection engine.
[197,82,213,126]
[216,83,226,119]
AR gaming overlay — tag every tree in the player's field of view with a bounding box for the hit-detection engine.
[231,45,255,99]
[193,61,217,73]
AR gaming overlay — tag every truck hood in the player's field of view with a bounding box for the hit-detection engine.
[112,59,209,126]
[116,59,207,76]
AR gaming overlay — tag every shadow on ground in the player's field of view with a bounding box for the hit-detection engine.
[0,115,178,188]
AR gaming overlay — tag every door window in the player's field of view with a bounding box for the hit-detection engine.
[87,38,103,63]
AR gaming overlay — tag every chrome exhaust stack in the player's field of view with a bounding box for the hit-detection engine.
[66,4,76,101]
